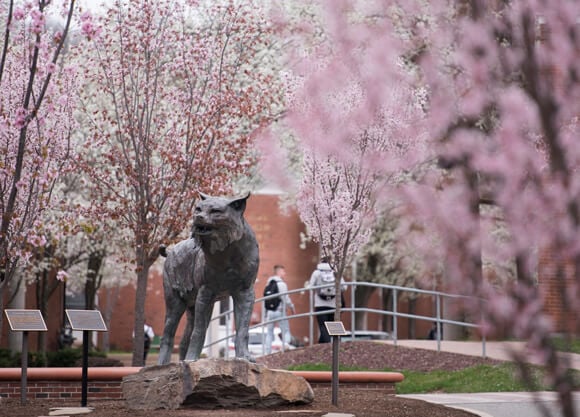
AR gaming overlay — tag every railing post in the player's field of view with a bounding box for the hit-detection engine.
[481,311,486,358]
[309,286,314,347]
[392,289,397,346]
[281,298,286,353]
[436,294,441,353]
[261,305,266,357]
[350,282,355,336]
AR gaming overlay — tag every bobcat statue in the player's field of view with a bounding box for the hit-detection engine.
[157,192,259,364]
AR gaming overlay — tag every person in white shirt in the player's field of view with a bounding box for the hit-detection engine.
[143,323,155,361]
[264,265,295,354]
[309,257,346,343]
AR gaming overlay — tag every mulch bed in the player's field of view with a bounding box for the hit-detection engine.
[1,341,504,417]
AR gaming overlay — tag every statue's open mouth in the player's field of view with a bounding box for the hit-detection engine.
[193,225,213,236]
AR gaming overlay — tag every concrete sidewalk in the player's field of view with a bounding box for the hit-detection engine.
[387,339,580,370]
[391,340,580,417]
[401,391,580,417]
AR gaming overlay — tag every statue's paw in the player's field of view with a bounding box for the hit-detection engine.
[236,353,255,363]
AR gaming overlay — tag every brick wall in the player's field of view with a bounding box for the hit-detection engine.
[0,369,401,401]
[100,192,322,352]
[0,380,123,401]
[0,379,399,401]
[538,248,579,334]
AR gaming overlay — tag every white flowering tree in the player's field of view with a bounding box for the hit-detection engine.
[74,0,280,365]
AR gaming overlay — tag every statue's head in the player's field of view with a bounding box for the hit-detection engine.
[191,192,250,253]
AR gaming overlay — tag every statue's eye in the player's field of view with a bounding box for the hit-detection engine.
[210,208,222,214]
[194,207,201,212]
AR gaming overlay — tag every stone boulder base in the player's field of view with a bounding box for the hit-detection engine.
[122,358,314,410]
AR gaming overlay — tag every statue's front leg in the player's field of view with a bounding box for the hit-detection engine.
[233,287,255,362]
[158,294,186,365]
[185,286,214,361]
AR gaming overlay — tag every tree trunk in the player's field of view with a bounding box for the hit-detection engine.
[84,252,103,311]
[84,252,104,350]
[407,298,416,339]
[36,270,49,364]
[34,256,63,359]
[132,244,153,366]
[381,289,393,333]
[354,285,375,330]
[101,285,121,353]
[7,277,25,352]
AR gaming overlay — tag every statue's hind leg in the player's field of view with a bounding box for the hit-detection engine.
[158,294,186,365]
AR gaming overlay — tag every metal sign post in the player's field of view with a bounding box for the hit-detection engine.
[4,309,48,405]
[324,321,348,406]
[65,309,108,407]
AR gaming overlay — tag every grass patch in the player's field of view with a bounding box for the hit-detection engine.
[286,362,579,394]
[550,337,580,354]
[396,363,549,394]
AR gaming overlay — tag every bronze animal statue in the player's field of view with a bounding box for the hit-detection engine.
[157,192,259,364]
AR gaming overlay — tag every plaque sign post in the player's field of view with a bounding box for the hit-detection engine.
[324,321,348,406]
[65,309,107,407]
[4,309,47,405]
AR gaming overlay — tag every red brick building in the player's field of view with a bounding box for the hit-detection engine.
[98,192,434,352]
[2,192,576,354]
[100,192,323,351]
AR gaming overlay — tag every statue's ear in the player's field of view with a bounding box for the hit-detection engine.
[199,192,211,201]
[229,192,250,212]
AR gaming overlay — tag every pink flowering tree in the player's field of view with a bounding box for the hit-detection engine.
[0,0,89,341]
[274,4,424,317]
[288,75,421,317]
[74,0,280,365]
[274,1,580,415]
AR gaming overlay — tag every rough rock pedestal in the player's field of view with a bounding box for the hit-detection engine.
[121,358,314,410]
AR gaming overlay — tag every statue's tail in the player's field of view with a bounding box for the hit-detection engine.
[159,245,168,258]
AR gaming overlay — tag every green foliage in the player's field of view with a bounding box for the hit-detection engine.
[88,349,107,358]
[0,348,17,367]
[550,336,580,354]
[0,349,47,367]
[46,348,82,367]
[25,351,47,367]
[0,348,117,368]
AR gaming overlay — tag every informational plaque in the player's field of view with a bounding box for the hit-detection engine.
[5,309,47,332]
[4,309,48,405]
[66,309,107,331]
[324,321,347,336]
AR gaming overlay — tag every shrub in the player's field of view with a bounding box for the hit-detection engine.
[46,348,82,367]
[0,348,17,367]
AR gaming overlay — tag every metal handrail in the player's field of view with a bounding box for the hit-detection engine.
[202,281,487,358]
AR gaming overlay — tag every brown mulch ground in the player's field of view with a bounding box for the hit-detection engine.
[1,341,504,417]
[257,340,503,372]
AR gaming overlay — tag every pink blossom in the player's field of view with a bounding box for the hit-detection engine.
[30,9,45,34]
[267,3,580,413]
[13,7,25,21]
[14,107,27,128]
[80,12,100,40]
